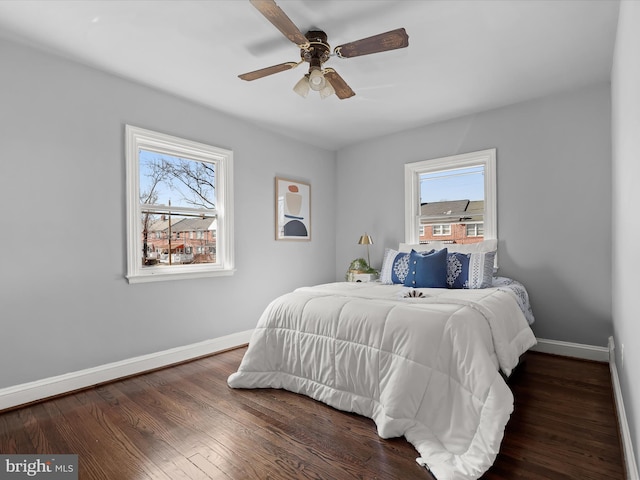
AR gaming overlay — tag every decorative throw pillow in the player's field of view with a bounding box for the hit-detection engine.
[446,251,496,289]
[390,252,411,284]
[403,248,448,288]
[380,248,414,284]
[379,248,398,284]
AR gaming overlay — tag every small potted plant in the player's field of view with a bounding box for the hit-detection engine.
[346,258,378,282]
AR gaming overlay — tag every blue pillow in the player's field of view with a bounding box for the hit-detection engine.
[446,251,496,289]
[403,248,448,288]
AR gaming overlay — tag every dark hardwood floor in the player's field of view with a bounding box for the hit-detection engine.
[0,349,624,479]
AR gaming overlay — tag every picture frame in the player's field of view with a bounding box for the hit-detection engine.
[275,177,311,241]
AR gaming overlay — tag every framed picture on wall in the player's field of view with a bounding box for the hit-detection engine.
[275,177,311,241]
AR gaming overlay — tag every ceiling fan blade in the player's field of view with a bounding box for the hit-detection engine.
[324,69,355,99]
[239,62,299,81]
[334,28,409,58]
[249,0,309,47]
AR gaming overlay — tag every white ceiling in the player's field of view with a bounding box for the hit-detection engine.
[0,0,620,150]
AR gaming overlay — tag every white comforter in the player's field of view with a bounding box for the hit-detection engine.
[228,282,537,480]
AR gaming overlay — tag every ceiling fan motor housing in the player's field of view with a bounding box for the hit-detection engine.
[301,30,330,70]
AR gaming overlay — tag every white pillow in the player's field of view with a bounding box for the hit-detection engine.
[379,248,398,284]
[399,238,497,254]
[398,241,444,252]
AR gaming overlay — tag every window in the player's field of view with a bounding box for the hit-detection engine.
[466,223,484,237]
[404,149,496,246]
[432,224,451,236]
[125,125,234,283]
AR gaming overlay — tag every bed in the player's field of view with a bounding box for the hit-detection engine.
[228,244,537,480]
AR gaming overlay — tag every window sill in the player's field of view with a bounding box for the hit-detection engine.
[126,268,236,284]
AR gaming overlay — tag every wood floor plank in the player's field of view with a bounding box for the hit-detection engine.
[187,452,230,479]
[0,349,624,479]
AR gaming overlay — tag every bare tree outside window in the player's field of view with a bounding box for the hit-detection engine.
[142,153,216,209]
[139,150,217,267]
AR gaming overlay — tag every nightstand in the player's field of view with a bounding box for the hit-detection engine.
[348,272,379,283]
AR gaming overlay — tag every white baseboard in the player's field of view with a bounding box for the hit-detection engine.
[0,329,253,411]
[530,337,609,362]
[609,336,640,480]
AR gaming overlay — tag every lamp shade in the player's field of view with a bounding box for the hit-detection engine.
[308,68,326,91]
[293,75,310,97]
[319,81,335,99]
[358,234,373,245]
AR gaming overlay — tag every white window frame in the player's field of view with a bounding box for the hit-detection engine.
[432,224,452,236]
[404,148,496,245]
[125,125,234,283]
[466,222,484,237]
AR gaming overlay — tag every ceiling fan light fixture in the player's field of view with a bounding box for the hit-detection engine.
[293,75,310,97]
[308,68,326,91]
[319,81,335,99]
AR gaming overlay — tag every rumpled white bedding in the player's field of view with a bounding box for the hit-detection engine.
[228,282,537,479]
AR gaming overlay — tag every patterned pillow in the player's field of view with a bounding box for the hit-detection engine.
[403,248,448,288]
[390,252,411,284]
[380,248,436,284]
[446,251,496,289]
[379,248,399,284]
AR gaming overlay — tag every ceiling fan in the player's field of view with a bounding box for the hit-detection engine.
[238,0,409,99]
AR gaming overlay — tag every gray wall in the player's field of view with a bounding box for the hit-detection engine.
[336,83,612,347]
[612,0,640,468]
[0,38,336,389]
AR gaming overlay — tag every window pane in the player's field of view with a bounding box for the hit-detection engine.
[420,165,484,204]
[419,165,484,243]
[139,149,216,210]
[466,223,485,237]
[140,213,217,267]
[466,224,474,236]
[432,224,451,236]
